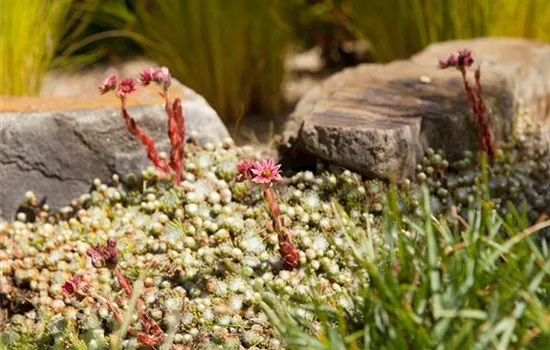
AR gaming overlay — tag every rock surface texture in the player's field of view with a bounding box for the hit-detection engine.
[281,38,550,179]
[1,83,229,220]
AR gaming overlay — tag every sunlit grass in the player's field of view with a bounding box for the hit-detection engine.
[0,0,73,95]
[347,0,550,62]
[262,186,550,349]
[134,0,292,122]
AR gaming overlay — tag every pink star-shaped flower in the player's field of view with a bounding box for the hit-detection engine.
[138,67,172,91]
[250,157,283,184]
[117,78,136,97]
[138,68,156,87]
[438,49,474,69]
[153,67,171,90]
[98,74,117,95]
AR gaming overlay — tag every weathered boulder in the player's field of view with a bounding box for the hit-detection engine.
[412,37,550,126]
[281,38,550,179]
[0,84,229,220]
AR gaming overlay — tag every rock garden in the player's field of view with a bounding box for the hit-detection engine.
[1,2,550,350]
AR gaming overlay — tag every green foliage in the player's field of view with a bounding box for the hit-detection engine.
[133,0,292,122]
[110,277,144,350]
[347,0,550,61]
[54,0,142,69]
[262,188,550,349]
[0,0,73,95]
[1,314,86,350]
[285,0,361,67]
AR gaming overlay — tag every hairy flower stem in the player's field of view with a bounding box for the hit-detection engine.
[263,186,299,269]
[474,68,495,164]
[120,97,172,174]
[106,296,165,347]
[459,67,495,165]
[163,92,185,184]
[112,266,165,346]
[70,237,166,346]
[173,98,186,182]
[114,266,133,296]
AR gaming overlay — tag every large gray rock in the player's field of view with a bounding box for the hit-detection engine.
[0,88,229,220]
[281,38,550,179]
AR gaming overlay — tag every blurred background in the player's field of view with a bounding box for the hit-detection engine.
[1,0,549,127]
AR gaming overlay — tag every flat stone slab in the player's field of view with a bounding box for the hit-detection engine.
[412,37,550,126]
[281,38,550,179]
[1,83,230,220]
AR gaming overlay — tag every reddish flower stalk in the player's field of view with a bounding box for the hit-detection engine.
[175,98,185,179]
[439,49,495,164]
[162,91,178,179]
[474,67,494,164]
[146,67,185,183]
[80,237,166,347]
[236,157,299,269]
[263,187,283,233]
[100,67,187,183]
[106,300,165,347]
[117,82,172,174]
[279,231,300,270]
[167,97,185,183]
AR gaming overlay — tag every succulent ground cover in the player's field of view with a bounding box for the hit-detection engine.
[1,55,549,350]
[1,109,549,349]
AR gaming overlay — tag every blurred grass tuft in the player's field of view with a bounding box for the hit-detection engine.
[134,0,292,122]
[2,0,549,115]
[262,186,550,348]
[0,0,73,95]
[347,0,550,62]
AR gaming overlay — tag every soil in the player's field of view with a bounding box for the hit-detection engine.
[0,287,36,331]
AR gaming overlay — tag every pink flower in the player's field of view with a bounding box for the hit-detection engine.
[438,49,474,69]
[438,54,457,69]
[138,67,172,91]
[250,157,283,184]
[117,78,136,97]
[236,159,254,182]
[62,275,83,295]
[139,68,156,87]
[86,237,119,269]
[98,75,117,95]
[457,49,474,67]
[153,67,171,90]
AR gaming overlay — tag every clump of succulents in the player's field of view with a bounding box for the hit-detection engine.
[1,112,548,349]
[1,140,383,349]
[413,112,550,222]
[61,237,166,348]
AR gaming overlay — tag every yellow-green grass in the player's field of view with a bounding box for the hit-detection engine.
[348,0,550,62]
[134,0,292,122]
[1,0,73,95]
